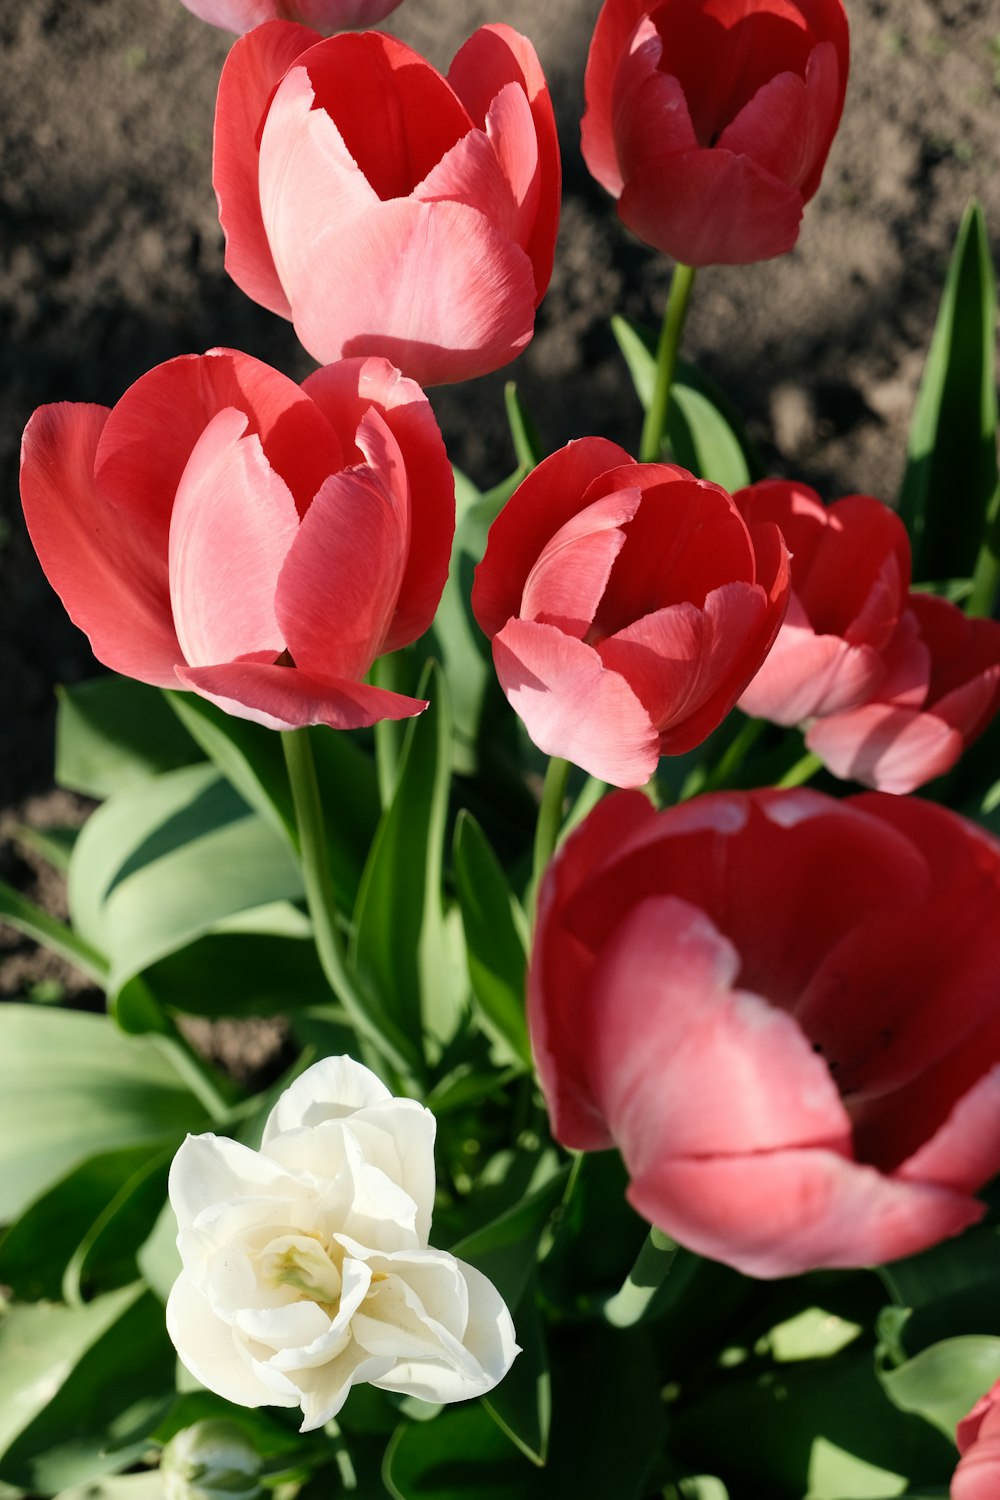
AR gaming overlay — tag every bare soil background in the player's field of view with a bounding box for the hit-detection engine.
[1,0,999,1002]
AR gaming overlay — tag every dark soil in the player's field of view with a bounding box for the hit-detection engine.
[2,0,999,1001]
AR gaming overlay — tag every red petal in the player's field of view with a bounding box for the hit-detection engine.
[520,489,640,636]
[581,0,652,196]
[175,659,426,731]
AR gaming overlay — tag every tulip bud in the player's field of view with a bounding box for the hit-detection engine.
[162,1421,264,1500]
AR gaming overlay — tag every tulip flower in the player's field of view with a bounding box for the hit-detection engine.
[20,348,454,731]
[530,787,1000,1279]
[953,1381,1000,1500]
[178,0,402,34]
[213,21,560,386]
[581,0,850,266]
[471,439,789,787]
[736,480,1000,793]
[166,1056,518,1429]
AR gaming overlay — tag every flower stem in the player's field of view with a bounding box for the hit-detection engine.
[968,503,1000,618]
[604,1226,699,1328]
[639,261,697,464]
[775,749,824,789]
[281,727,417,1087]
[702,715,766,793]
[532,755,572,902]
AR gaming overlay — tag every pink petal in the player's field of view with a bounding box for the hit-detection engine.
[483,82,542,258]
[806,704,962,793]
[214,20,319,318]
[581,0,652,196]
[447,24,560,301]
[175,659,426,731]
[275,411,408,680]
[413,116,520,245]
[628,1147,984,1280]
[597,600,705,726]
[870,608,931,709]
[795,495,911,649]
[898,1066,1000,1197]
[301,358,454,653]
[472,439,634,639]
[584,895,849,1172]
[519,490,641,635]
[168,408,299,669]
[279,197,538,386]
[94,349,344,546]
[618,145,804,266]
[739,623,887,724]
[20,403,180,686]
[492,618,660,787]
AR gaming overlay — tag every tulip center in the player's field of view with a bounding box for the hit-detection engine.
[261,1234,343,1307]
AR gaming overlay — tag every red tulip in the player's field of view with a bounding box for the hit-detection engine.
[735,480,1000,793]
[20,349,454,731]
[581,0,849,266]
[179,0,402,33]
[530,788,1000,1278]
[471,439,790,787]
[214,22,560,386]
[953,1381,1000,1500]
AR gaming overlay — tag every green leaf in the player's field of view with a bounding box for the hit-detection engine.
[62,1150,172,1303]
[504,383,544,469]
[611,316,764,489]
[481,1284,550,1466]
[0,1146,156,1301]
[879,1336,1000,1440]
[0,1005,203,1222]
[351,663,457,1064]
[0,1285,175,1491]
[0,881,107,986]
[55,677,200,799]
[55,1476,165,1500]
[66,764,305,1009]
[452,812,530,1069]
[384,1402,532,1499]
[136,1201,181,1305]
[450,1169,568,1314]
[7,823,78,873]
[899,200,999,584]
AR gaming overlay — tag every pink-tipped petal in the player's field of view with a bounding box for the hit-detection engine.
[281,198,538,386]
[807,704,962,794]
[628,1147,984,1280]
[168,408,299,669]
[214,21,320,318]
[492,618,660,786]
[20,403,181,686]
[175,659,426,731]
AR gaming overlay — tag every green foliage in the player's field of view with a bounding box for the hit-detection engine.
[55,677,200,798]
[452,812,531,1069]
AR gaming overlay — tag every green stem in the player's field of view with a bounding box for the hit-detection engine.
[603,1226,698,1328]
[504,381,545,469]
[281,728,416,1087]
[775,749,824,789]
[701,716,766,794]
[968,505,1000,617]
[532,756,572,898]
[639,262,697,464]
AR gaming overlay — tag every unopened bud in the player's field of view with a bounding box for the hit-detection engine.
[162,1420,264,1500]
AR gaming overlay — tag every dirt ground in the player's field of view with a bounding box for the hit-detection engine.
[2,0,999,999]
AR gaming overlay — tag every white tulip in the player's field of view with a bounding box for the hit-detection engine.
[166,1056,519,1432]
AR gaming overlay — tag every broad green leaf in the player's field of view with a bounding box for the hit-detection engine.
[878,1227,1000,1354]
[482,1283,549,1466]
[153,1392,303,1455]
[56,677,200,798]
[899,201,999,584]
[142,910,328,1019]
[451,1169,568,1314]
[0,1285,175,1491]
[67,764,304,1005]
[768,1307,863,1363]
[0,1006,203,1222]
[0,881,107,986]
[0,1146,155,1301]
[452,812,531,1069]
[879,1336,1000,1440]
[611,316,764,489]
[136,1201,181,1305]
[63,1149,172,1303]
[504,383,544,468]
[384,1402,530,1500]
[351,663,458,1064]
[7,823,78,873]
[56,1476,164,1500]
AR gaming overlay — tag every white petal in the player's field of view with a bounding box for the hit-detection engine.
[295,1345,396,1433]
[169,1133,299,1232]
[347,1100,437,1243]
[234,1299,332,1352]
[262,1056,391,1144]
[166,1271,296,1411]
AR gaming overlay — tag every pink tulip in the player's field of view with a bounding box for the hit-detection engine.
[471,439,789,787]
[581,0,849,266]
[953,1381,1000,1499]
[736,480,1000,793]
[213,22,560,386]
[20,349,454,731]
[179,0,402,34]
[530,787,1000,1279]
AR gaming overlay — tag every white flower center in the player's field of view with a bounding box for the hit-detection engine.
[260,1234,344,1306]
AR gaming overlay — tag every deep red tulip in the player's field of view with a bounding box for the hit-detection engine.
[214,22,560,386]
[736,480,1000,793]
[530,788,1000,1278]
[20,350,454,731]
[582,0,849,266]
[179,0,402,33]
[954,1381,1000,1500]
[471,439,789,787]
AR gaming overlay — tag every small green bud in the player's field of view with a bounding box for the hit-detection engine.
[161,1420,264,1500]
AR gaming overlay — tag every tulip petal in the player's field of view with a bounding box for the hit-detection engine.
[739,626,887,724]
[492,618,660,786]
[472,439,635,638]
[806,704,962,794]
[520,489,640,635]
[618,145,803,266]
[280,197,538,386]
[612,24,699,186]
[628,1147,984,1279]
[275,412,407,680]
[170,1133,301,1233]
[20,403,181,686]
[581,0,653,196]
[897,1065,1000,1197]
[585,895,849,1172]
[167,1272,298,1408]
[716,68,812,188]
[214,20,319,318]
[263,1055,392,1142]
[413,89,529,249]
[175,659,426,732]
